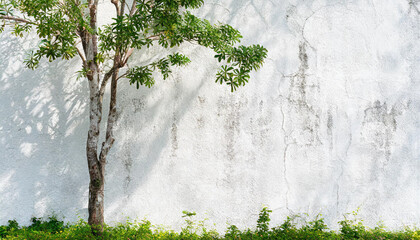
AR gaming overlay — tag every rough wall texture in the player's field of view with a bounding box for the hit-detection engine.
[0,0,419,230]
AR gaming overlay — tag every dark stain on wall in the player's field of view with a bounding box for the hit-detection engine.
[327,109,334,150]
[123,145,133,194]
[250,100,272,148]
[171,114,178,157]
[285,42,321,146]
[362,100,409,162]
[132,98,146,113]
[196,96,206,129]
[217,95,247,188]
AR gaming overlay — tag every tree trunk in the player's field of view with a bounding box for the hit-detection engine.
[87,161,105,231]
[85,57,120,234]
[79,0,108,234]
[86,89,106,233]
[82,1,120,231]
[86,61,105,233]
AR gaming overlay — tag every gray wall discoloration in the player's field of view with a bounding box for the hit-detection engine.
[362,100,409,162]
[132,98,146,113]
[283,43,321,147]
[171,119,178,157]
[217,96,247,187]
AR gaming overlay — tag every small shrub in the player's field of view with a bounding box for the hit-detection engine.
[28,215,65,233]
[256,207,272,234]
[339,210,366,239]
[225,225,241,240]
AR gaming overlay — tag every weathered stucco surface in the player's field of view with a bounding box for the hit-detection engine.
[0,0,419,230]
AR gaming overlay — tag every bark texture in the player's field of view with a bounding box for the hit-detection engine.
[82,0,124,233]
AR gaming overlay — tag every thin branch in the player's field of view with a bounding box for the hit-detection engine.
[0,15,35,24]
[124,2,131,14]
[121,48,134,65]
[99,67,116,96]
[129,0,137,16]
[111,0,120,15]
[146,33,163,40]
[75,46,87,65]
[99,69,119,164]
[120,0,126,15]
[116,72,128,81]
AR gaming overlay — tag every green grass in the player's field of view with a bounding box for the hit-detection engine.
[1,208,419,239]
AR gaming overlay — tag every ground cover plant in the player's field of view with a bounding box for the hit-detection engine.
[1,208,419,239]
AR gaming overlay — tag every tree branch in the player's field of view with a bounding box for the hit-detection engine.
[76,46,87,66]
[121,48,134,65]
[99,69,119,165]
[117,73,128,81]
[146,33,163,40]
[120,0,126,15]
[111,0,120,15]
[0,15,35,24]
[99,66,116,97]
[129,0,137,16]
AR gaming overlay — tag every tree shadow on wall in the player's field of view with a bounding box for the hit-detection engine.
[0,29,218,225]
[103,43,217,223]
[0,33,92,224]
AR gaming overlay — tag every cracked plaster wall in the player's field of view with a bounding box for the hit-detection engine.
[0,0,419,230]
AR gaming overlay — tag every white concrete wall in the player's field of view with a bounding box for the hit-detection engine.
[0,0,419,230]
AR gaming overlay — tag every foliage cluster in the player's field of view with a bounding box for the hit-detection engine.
[1,208,419,239]
[0,0,267,92]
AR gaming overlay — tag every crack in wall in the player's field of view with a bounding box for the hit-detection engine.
[280,104,298,212]
[280,105,290,210]
[287,2,341,50]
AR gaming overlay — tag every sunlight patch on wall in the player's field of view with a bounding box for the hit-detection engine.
[19,142,37,158]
